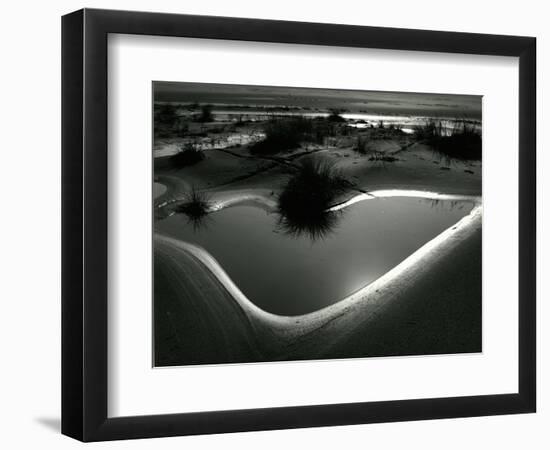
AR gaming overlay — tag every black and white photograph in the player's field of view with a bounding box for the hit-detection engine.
[0,0,542,447]
[153,82,483,367]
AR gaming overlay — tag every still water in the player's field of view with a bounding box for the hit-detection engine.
[156,197,475,316]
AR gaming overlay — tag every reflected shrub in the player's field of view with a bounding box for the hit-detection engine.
[277,158,350,240]
[175,187,211,228]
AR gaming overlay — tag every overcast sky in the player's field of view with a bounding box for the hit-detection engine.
[154,81,482,120]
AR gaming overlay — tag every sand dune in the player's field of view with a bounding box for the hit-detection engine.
[153,131,482,366]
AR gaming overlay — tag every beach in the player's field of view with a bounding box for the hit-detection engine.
[153,123,482,366]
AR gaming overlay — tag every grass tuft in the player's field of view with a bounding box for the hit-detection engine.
[327,109,347,123]
[196,104,214,122]
[170,143,205,168]
[175,187,211,220]
[353,135,369,154]
[368,151,398,163]
[277,158,350,240]
[414,119,481,160]
[250,116,333,155]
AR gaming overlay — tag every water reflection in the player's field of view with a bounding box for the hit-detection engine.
[173,186,213,231]
[422,197,476,212]
[182,212,213,232]
[156,197,477,315]
[176,201,346,240]
[276,209,344,242]
[276,158,349,242]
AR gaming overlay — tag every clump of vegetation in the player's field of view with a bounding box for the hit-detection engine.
[277,158,350,240]
[170,143,205,167]
[154,103,184,138]
[353,136,398,162]
[368,122,405,140]
[250,117,321,154]
[155,103,178,125]
[413,119,441,140]
[312,117,338,142]
[414,119,481,160]
[368,151,398,163]
[176,122,189,137]
[175,187,211,220]
[353,135,369,154]
[196,104,214,122]
[327,109,347,123]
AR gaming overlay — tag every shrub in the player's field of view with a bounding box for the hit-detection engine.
[415,119,481,160]
[311,118,335,142]
[277,158,350,240]
[170,143,205,167]
[368,151,398,162]
[175,187,211,219]
[250,117,314,154]
[177,121,189,137]
[413,119,442,140]
[327,109,346,123]
[353,135,369,154]
[197,104,214,122]
[250,116,339,154]
[155,103,178,125]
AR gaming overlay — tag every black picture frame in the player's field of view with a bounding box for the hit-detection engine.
[62,8,536,442]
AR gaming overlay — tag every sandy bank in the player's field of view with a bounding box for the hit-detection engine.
[153,139,481,221]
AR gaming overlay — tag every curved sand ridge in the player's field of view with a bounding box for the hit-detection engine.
[154,190,482,364]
